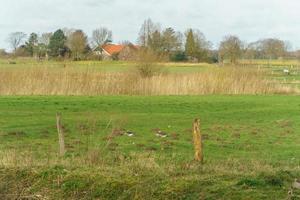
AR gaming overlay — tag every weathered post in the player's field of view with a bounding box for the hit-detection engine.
[193,119,203,163]
[56,113,66,157]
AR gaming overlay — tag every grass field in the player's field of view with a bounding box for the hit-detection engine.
[1,58,300,199]
[1,95,300,199]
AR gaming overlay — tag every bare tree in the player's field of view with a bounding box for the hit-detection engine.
[138,18,160,47]
[219,35,243,64]
[39,33,52,45]
[91,27,112,48]
[120,40,132,45]
[260,38,288,59]
[62,28,76,38]
[7,32,26,52]
[67,30,88,60]
[244,41,261,60]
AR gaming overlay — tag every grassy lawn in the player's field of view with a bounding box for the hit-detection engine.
[1,95,300,199]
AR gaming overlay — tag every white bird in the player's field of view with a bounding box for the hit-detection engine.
[283,69,290,75]
[156,130,168,138]
[125,131,134,137]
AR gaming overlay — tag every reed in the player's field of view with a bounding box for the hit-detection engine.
[0,66,296,95]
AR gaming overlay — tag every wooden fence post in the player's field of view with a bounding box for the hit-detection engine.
[193,119,203,163]
[56,113,66,157]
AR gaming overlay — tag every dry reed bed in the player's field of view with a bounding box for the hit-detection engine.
[0,67,296,95]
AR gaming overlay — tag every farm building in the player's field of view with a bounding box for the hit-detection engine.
[94,43,139,61]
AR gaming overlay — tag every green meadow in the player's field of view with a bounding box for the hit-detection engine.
[1,58,300,199]
[1,95,300,199]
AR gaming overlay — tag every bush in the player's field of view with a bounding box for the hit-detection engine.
[135,49,165,78]
[170,51,187,62]
[8,61,17,65]
[0,49,8,58]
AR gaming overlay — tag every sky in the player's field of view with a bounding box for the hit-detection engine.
[0,0,300,51]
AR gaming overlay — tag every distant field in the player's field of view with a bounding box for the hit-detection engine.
[239,59,300,66]
[1,96,300,199]
[1,57,300,77]
[0,58,299,95]
[0,58,213,73]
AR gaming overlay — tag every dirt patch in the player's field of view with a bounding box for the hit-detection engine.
[108,142,118,151]
[136,144,146,149]
[170,132,180,140]
[276,120,293,128]
[5,131,27,137]
[145,146,158,151]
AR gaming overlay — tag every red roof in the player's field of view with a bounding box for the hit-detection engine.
[102,44,125,55]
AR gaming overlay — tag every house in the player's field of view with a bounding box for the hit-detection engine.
[94,43,139,61]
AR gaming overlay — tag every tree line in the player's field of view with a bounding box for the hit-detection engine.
[6,27,112,61]
[4,18,300,63]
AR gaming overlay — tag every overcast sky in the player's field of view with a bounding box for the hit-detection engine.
[0,0,300,51]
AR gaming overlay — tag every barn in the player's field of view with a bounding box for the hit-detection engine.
[94,44,139,61]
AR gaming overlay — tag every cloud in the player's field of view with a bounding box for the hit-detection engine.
[1,0,300,50]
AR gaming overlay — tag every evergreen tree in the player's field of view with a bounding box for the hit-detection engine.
[185,29,212,62]
[25,33,38,56]
[162,28,181,52]
[48,29,67,57]
[185,29,196,58]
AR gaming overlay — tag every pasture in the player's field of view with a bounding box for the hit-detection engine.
[1,96,300,199]
[1,58,300,199]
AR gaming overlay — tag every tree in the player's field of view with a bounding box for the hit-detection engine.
[7,32,26,53]
[48,29,67,57]
[39,33,52,46]
[148,30,162,52]
[15,45,30,57]
[0,49,8,57]
[62,28,76,38]
[37,33,52,59]
[185,29,197,58]
[161,27,182,52]
[185,29,211,62]
[91,27,112,48]
[244,41,261,60]
[219,35,243,64]
[35,43,48,59]
[138,18,160,47]
[244,39,288,60]
[194,30,212,61]
[145,27,182,56]
[25,33,38,57]
[120,40,132,45]
[260,38,287,59]
[66,30,88,60]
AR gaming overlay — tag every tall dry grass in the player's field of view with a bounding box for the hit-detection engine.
[0,66,296,95]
